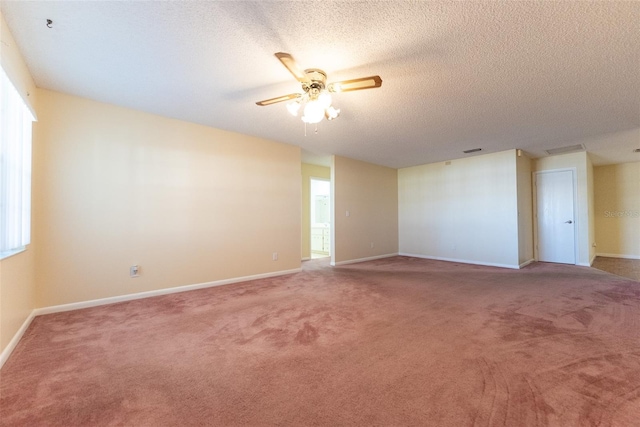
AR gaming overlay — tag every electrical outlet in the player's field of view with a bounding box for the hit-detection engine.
[272,252,278,261]
[130,265,140,278]
[370,242,374,248]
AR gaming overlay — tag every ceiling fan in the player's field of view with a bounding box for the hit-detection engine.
[256,52,382,124]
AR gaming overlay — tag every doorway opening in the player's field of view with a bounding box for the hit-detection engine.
[310,178,331,259]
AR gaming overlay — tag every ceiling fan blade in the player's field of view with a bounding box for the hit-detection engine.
[255,93,301,106]
[327,75,383,93]
[275,52,310,83]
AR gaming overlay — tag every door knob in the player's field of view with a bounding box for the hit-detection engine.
[565,220,573,224]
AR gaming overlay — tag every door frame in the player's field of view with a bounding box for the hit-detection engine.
[533,168,579,264]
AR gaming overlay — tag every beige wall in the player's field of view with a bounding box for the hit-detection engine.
[517,153,534,265]
[0,12,37,114]
[594,162,640,258]
[332,156,398,265]
[301,163,331,260]
[0,12,38,356]
[398,149,520,268]
[0,250,36,353]
[534,151,594,266]
[33,89,301,307]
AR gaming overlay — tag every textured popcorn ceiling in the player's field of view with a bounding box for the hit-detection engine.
[2,1,639,168]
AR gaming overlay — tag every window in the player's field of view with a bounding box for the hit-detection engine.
[0,67,35,259]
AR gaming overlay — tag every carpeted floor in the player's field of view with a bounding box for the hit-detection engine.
[592,256,640,283]
[2,256,640,426]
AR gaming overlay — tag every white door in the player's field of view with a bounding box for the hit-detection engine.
[536,170,576,264]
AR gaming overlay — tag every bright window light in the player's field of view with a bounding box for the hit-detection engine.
[0,67,35,259]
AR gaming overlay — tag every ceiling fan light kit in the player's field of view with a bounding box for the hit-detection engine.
[256,52,382,128]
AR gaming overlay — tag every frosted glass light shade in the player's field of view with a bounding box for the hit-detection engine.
[286,100,301,116]
[318,91,332,109]
[302,100,325,124]
[325,106,340,121]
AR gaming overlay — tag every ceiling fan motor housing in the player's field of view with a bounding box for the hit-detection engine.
[302,69,327,98]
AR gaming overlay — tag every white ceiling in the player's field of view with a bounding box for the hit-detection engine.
[2,1,639,168]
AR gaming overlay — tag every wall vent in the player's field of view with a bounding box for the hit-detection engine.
[545,144,585,155]
[463,148,482,154]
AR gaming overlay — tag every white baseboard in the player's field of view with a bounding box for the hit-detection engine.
[2,268,301,369]
[331,253,398,267]
[0,310,36,369]
[301,257,311,261]
[596,253,640,260]
[398,252,521,270]
[519,259,535,269]
[34,267,302,317]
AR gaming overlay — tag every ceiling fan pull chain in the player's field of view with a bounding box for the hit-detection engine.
[315,124,318,134]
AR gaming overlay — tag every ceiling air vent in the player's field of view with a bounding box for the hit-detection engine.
[545,144,585,155]
[463,148,482,154]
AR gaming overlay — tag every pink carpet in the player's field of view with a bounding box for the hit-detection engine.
[2,256,640,426]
